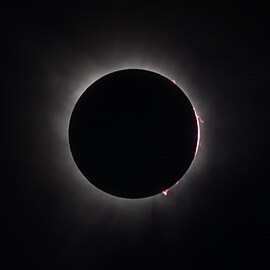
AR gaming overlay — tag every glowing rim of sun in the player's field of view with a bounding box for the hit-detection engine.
[50,65,204,201]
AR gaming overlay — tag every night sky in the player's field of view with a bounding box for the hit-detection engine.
[2,3,269,269]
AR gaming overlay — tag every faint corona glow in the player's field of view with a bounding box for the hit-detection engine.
[48,54,205,201]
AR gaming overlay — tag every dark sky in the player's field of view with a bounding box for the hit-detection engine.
[2,3,269,269]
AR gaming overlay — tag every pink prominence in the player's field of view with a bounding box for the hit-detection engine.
[162,189,169,196]
[162,181,180,197]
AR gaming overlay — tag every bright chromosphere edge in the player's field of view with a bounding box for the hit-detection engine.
[162,80,204,197]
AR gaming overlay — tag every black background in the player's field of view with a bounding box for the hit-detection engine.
[2,3,269,269]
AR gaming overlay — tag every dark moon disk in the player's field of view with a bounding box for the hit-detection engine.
[69,69,198,198]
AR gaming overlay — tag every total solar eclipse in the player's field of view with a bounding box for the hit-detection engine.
[69,69,198,198]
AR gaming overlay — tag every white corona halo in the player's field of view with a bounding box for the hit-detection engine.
[48,59,204,202]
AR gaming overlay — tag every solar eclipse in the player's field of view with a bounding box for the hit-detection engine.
[69,69,198,198]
